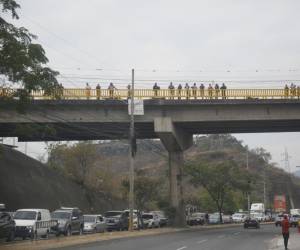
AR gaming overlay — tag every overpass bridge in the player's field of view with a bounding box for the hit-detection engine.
[1,88,300,226]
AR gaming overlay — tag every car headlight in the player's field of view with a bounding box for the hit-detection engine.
[26,226,33,231]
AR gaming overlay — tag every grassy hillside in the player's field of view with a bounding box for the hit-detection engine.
[0,145,124,212]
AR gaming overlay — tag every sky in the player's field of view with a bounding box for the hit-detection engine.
[2,0,300,171]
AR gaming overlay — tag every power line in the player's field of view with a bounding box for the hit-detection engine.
[22,15,106,67]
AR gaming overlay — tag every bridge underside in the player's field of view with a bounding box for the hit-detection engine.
[1,119,300,141]
[1,99,300,141]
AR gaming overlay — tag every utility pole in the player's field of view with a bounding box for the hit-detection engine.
[246,151,250,213]
[128,69,135,231]
[261,153,267,209]
[282,148,295,209]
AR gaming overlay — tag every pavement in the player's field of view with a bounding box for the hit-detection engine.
[59,225,300,250]
[1,224,299,250]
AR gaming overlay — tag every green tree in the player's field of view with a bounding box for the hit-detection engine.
[0,0,58,98]
[186,160,251,223]
[122,171,162,211]
[47,142,97,187]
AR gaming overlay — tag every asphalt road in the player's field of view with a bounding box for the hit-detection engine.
[59,224,299,250]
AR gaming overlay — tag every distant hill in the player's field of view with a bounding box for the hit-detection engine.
[85,136,300,210]
[0,145,124,212]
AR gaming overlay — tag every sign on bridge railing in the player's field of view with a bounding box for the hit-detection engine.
[128,99,144,115]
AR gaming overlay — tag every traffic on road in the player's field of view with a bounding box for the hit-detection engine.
[1,202,300,248]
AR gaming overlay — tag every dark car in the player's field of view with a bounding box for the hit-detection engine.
[51,207,84,236]
[244,217,260,229]
[187,213,205,226]
[0,211,15,242]
[104,211,128,231]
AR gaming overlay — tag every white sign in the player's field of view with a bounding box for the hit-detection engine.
[128,99,144,115]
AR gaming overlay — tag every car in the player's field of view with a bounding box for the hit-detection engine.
[289,214,300,227]
[186,213,205,226]
[208,213,221,224]
[244,217,260,229]
[0,205,15,242]
[14,209,51,239]
[123,210,144,230]
[232,213,247,223]
[142,213,160,228]
[275,214,284,227]
[51,207,84,236]
[104,211,128,231]
[250,212,266,222]
[150,211,168,227]
[83,214,106,233]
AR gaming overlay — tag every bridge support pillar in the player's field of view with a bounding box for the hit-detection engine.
[154,117,193,227]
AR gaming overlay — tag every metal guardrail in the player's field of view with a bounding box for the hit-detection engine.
[1,88,300,100]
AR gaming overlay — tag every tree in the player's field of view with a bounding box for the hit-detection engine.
[122,171,163,211]
[186,160,251,223]
[0,0,58,98]
[47,142,97,187]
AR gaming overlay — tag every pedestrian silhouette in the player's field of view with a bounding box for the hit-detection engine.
[281,214,290,250]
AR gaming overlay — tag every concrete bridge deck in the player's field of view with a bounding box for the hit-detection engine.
[0,99,300,141]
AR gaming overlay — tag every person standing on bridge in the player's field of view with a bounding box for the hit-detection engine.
[290,83,296,98]
[200,84,205,99]
[108,82,115,98]
[220,83,227,99]
[215,84,220,99]
[85,83,91,100]
[127,84,131,100]
[168,82,175,99]
[185,83,190,100]
[281,214,290,250]
[191,83,197,99]
[208,84,213,99]
[284,84,289,98]
[153,82,160,97]
[177,84,182,100]
[96,84,101,100]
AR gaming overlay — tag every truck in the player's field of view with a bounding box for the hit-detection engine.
[290,209,300,215]
[250,203,266,222]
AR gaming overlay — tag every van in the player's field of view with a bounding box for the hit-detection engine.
[14,209,51,239]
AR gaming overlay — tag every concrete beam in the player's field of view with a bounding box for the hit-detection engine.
[154,117,193,227]
[154,117,193,151]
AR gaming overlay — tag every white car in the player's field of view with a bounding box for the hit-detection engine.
[142,213,160,228]
[14,209,51,239]
[232,213,247,223]
[83,214,106,233]
[250,212,266,222]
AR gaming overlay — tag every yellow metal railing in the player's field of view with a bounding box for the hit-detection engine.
[1,88,300,100]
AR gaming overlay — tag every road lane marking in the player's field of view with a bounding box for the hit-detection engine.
[197,239,208,244]
[218,234,225,238]
[176,246,187,250]
[233,232,241,235]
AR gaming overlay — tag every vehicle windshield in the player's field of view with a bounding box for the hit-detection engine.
[104,211,122,217]
[142,214,153,219]
[14,211,37,220]
[84,215,96,223]
[51,211,71,219]
[210,214,219,219]
[233,214,242,217]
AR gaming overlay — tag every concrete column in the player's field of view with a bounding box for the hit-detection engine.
[154,117,193,227]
